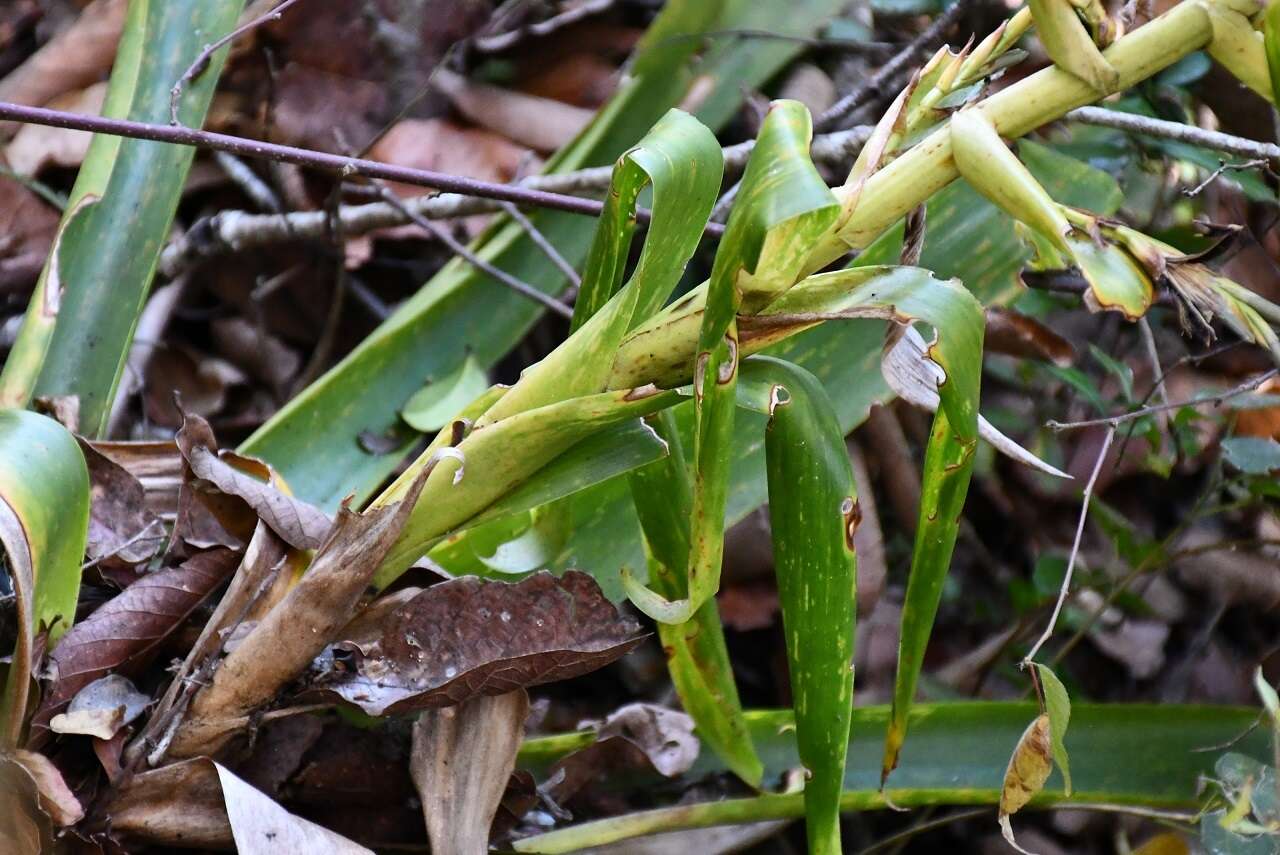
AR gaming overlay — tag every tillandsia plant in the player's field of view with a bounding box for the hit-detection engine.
[0,0,1278,852]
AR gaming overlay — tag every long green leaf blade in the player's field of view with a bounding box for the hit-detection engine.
[0,410,89,746]
[759,356,858,855]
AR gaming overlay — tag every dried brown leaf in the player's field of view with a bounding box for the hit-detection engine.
[310,571,645,716]
[999,713,1053,855]
[411,690,528,855]
[0,751,51,853]
[49,674,150,740]
[170,470,431,759]
[79,439,165,567]
[985,307,1076,366]
[431,68,592,152]
[6,749,82,827]
[31,548,238,740]
[176,413,331,550]
[90,439,183,520]
[5,82,106,175]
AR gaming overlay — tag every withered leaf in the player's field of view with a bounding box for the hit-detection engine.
[176,414,331,550]
[2,750,82,828]
[311,571,645,716]
[78,439,165,567]
[49,673,151,741]
[90,439,184,519]
[984,307,1075,366]
[31,548,238,740]
[998,713,1054,855]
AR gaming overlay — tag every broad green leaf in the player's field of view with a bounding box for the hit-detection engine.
[623,100,840,624]
[1032,663,1073,795]
[3,0,247,436]
[241,0,849,511]
[0,411,89,746]
[372,386,680,588]
[481,109,722,425]
[882,410,977,783]
[401,357,490,433]
[515,703,1271,853]
[628,409,763,786]
[1221,437,1280,475]
[758,356,858,855]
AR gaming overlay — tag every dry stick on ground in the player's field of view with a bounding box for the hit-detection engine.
[1022,425,1117,665]
[157,126,872,275]
[169,0,310,125]
[814,0,970,131]
[1046,368,1280,431]
[474,0,615,52]
[374,184,574,318]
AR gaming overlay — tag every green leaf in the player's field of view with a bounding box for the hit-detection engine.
[758,356,858,855]
[1221,437,1280,475]
[241,0,849,511]
[623,100,839,624]
[1265,0,1280,111]
[0,410,89,746]
[401,356,491,432]
[882,409,977,784]
[628,409,763,786]
[372,386,681,588]
[2,0,247,436]
[515,702,1271,853]
[1032,663,1073,795]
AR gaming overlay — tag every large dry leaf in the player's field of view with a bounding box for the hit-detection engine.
[0,0,124,136]
[108,757,372,852]
[169,470,432,759]
[49,673,150,741]
[30,548,238,740]
[431,68,592,152]
[310,571,645,716]
[412,690,528,855]
[0,752,54,852]
[79,439,165,567]
[177,414,331,550]
[2,749,82,828]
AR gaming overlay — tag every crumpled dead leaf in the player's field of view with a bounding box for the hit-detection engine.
[307,571,646,717]
[883,326,1071,479]
[999,713,1054,855]
[1,749,83,831]
[108,757,372,852]
[176,413,331,550]
[431,68,592,152]
[79,438,165,567]
[31,548,239,740]
[49,673,151,740]
[412,690,528,855]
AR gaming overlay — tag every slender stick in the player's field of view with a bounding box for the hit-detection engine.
[374,186,573,318]
[1046,368,1279,431]
[1067,106,1280,161]
[816,0,970,131]
[1022,425,1116,664]
[170,0,310,125]
[498,201,581,289]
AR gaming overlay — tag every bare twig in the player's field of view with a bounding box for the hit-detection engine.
[1046,368,1279,431]
[374,185,573,319]
[156,126,871,276]
[213,151,283,213]
[1183,158,1271,197]
[474,0,615,52]
[816,0,970,131]
[1023,425,1116,664]
[499,201,581,289]
[170,0,309,125]
[1068,106,1280,162]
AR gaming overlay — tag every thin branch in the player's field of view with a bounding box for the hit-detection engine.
[1183,158,1272,197]
[213,151,283,213]
[816,0,970,131]
[499,201,581,289]
[1023,425,1116,664]
[156,126,871,276]
[170,0,310,125]
[1067,106,1280,162]
[474,0,615,53]
[1046,368,1279,431]
[374,185,573,319]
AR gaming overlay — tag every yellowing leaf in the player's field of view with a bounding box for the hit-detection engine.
[998,713,1053,854]
[1032,663,1072,795]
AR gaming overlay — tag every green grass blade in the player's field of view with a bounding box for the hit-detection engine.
[0,0,148,409]
[2,0,246,436]
[1267,0,1280,106]
[0,411,89,746]
[516,703,1268,852]
[238,0,778,509]
[757,356,858,855]
[882,409,978,783]
[629,408,764,786]
[624,100,839,623]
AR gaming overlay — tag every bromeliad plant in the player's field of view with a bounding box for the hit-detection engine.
[2,0,1280,852]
